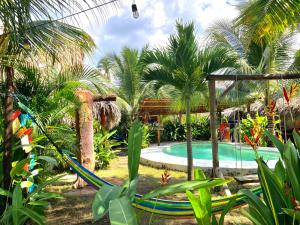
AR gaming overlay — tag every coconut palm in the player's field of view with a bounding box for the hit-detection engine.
[235,0,300,44]
[208,20,298,139]
[143,21,238,180]
[0,0,117,189]
[107,46,153,121]
[97,56,114,80]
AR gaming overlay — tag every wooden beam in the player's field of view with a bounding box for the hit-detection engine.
[208,79,219,177]
[93,95,116,102]
[207,73,300,81]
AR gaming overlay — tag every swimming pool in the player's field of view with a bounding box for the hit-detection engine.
[162,143,280,161]
[140,142,280,174]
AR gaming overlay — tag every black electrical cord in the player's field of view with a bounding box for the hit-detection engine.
[0,0,118,36]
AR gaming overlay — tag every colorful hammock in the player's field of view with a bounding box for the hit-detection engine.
[63,153,262,216]
[15,102,262,217]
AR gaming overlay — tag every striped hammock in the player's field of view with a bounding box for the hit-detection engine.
[63,153,262,217]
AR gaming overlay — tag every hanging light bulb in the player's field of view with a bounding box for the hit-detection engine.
[131,1,139,19]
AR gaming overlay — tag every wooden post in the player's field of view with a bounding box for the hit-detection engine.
[74,90,95,188]
[209,80,219,177]
[157,115,161,146]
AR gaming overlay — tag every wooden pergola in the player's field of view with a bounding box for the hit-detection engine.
[139,98,238,115]
[139,98,236,145]
[207,73,300,176]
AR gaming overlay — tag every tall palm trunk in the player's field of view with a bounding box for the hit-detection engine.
[3,66,14,189]
[186,96,193,180]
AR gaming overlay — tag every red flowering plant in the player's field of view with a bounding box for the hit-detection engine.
[283,83,299,123]
[265,100,283,142]
[241,113,268,147]
[243,126,263,150]
[160,169,171,185]
[240,111,300,224]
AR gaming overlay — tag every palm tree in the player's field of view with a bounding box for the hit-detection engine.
[143,21,238,180]
[235,0,300,44]
[208,20,297,138]
[106,46,153,121]
[97,56,114,80]
[0,0,116,189]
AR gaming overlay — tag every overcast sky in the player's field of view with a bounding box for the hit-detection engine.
[78,0,299,66]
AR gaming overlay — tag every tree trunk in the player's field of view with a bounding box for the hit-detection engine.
[264,81,275,145]
[3,67,14,189]
[209,80,219,178]
[186,97,193,181]
[73,90,95,188]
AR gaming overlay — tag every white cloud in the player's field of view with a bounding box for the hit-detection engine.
[79,0,239,65]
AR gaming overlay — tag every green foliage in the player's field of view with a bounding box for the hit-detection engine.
[241,113,268,146]
[92,120,143,225]
[0,175,63,225]
[109,197,138,225]
[161,116,210,142]
[162,121,186,142]
[94,127,121,169]
[191,117,210,140]
[142,179,231,200]
[141,124,152,148]
[185,169,235,225]
[240,129,300,225]
[107,47,151,119]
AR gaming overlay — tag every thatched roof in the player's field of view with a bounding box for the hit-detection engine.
[93,101,121,130]
[222,96,300,118]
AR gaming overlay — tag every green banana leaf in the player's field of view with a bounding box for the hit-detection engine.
[92,185,123,222]
[109,196,138,225]
[127,120,143,182]
[142,179,232,200]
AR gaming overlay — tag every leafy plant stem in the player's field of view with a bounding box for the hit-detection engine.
[254,149,279,225]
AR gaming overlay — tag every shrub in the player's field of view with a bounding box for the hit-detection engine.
[94,129,121,169]
[162,121,186,141]
[191,116,210,140]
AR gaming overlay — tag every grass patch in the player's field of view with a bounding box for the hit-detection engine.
[46,155,253,225]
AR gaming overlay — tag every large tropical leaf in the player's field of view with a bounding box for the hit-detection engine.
[186,190,210,225]
[282,208,300,221]
[92,185,123,222]
[263,129,284,157]
[283,140,300,200]
[292,129,300,152]
[127,120,143,182]
[240,189,274,225]
[142,179,232,200]
[16,207,45,225]
[109,196,138,225]
[12,184,23,225]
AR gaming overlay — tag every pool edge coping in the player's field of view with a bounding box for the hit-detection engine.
[140,141,279,174]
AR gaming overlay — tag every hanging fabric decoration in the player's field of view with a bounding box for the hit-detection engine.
[12,110,22,134]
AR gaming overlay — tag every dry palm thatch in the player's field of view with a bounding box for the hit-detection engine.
[93,101,121,130]
[277,96,300,115]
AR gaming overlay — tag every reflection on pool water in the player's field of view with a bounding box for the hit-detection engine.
[162,143,280,161]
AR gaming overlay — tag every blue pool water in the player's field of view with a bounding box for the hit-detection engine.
[162,143,280,161]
